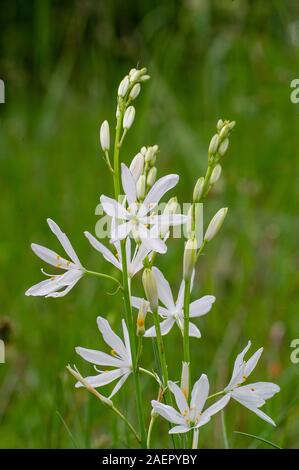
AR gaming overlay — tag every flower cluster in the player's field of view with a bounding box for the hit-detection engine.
[26,66,280,449]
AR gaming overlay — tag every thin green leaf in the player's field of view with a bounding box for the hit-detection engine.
[233,431,282,449]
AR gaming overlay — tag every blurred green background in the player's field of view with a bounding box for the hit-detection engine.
[1,0,299,448]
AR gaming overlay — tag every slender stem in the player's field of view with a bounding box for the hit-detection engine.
[206,390,225,400]
[192,429,199,449]
[85,269,121,286]
[147,414,156,449]
[183,279,191,390]
[139,367,161,384]
[221,410,229,449]
[112,102,147,448]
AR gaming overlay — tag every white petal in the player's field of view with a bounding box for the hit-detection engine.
[75,369,124,388]
[97,316,127,360]
[129,153,144,181]
[138,225,167,254]
[45,270,83,297]
[151,400,185,425]
[152,267,175,310]
[143,174,179,207]
[225,341,251,391]
[25,277,60,296]
[189,295,216,318]
[122,319,132,364]
[109,372,131,398]
[129,243,151,277]
[168,381,189,415]
[144,318,175,337]
[239,382,280,400]
[191,374,209,413]
[100,195,128,220]
[201,394,230,421]
[31,243,72,270]
[169,425,190,434]
[188,322,201,338]
[246,407,276,426]
[244,347,263,378]
[176,281,185,310]
[75,347,124,368]
[47,219,82,267]
[111,221,131,241]
[121,164,137,205]
[131,296,152,312]
[84,232,120,269]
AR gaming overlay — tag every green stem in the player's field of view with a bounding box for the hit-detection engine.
[183,279,191,389]
[112,102,147,448]
[206,390,225,400]
[221,410,229,449]
[192,429,199,449]
[147,413,156,449]
[85,269,121,286]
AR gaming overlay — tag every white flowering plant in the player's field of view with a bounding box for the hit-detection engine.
[26,67,280,449]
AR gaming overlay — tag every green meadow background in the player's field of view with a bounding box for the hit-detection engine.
[1,0,299,448]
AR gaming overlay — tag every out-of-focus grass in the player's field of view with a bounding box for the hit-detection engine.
[1,0,299,448]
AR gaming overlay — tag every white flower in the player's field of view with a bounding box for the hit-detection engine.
[75,316,132,398]
[100,164,186,253]
[129,152,144,182]
[25,218,84,298]
[224,341,280,426]
[84,232,150,278]
[152,374,230,434]
[131,267,215,338]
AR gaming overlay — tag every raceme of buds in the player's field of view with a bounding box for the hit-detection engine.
[183,237,197,281]
[193,176,205,202]
[147,166,157,188]
[180,362,190,400]
[123,106,135,130]
[99,120,110,152]
[136,300,149,336]
[129,83,141,100]
[142,268,158,312]
[118,75,130,97]
[204,207,228,242]
[129,67,147,83]
[210,164,222,185]
[136,174,146,201]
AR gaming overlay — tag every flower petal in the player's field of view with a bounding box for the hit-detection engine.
[169,425,190,434]
[31,243,72,270]
[189,295,216,317]
[100,195,128,220]
[152,267,176,311]
[244,347,263,378]
[201,394,230,422]
[109,372,131,398]
[121,163,137,205]
[188,322,201,338]
[47,218,82,267]
[75,368,124,388]
[168,381,189,415]
[97,316,128,360]
[151,400,185,425]
[144,318,175,337]
[138,225,167,254]
[75,347,124,368]
[190,374,209,413]
[84,231,120,269]
[143,174,179,207]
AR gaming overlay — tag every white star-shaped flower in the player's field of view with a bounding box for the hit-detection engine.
[152,374,230,434]
[224,341,280,426]
[75,316,132,398]
[131,267,215,338]
[100,164,187,254]
[25,218,84,298]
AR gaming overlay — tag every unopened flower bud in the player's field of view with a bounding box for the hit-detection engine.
[142,268,158,311]
[218,138,229,156]
[183,238,197,281]
[99,120,110,152]
[118,76,130,97]
[129,83,141,100]
[145,146,158,166]
[193,177,205,202]
[163,197,178,215]
[147,166,157,188]
[204,208,228,242]
[208,134,219,155]
[186,206,193,238]
[129,67,147,83]
[123,106,135,130]
[217,119,224,131]
[219,124,230,140]
[130,153,144,181]
[140,74,150,82]
[228,120,236,130]
[140,146,147,156]
[210,164,222,185]
[180,362,189,400]
[136,174,146,201]
[136,300,149,336]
